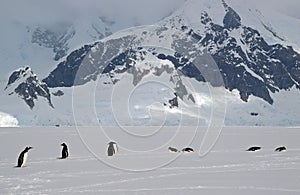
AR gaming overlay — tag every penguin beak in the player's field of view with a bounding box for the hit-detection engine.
[29,147,33,150]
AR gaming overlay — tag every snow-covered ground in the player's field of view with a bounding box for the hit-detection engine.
[0,126,300,194]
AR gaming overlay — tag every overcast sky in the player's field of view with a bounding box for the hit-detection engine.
[0,0,299,25]
[0,0,186,25]
[255,0,300,19]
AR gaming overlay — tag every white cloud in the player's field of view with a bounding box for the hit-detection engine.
[0,0,186,25]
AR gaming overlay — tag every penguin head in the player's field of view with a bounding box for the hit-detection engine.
[25,146,33,151]
[108,141,116,146]
[61,143,67,147]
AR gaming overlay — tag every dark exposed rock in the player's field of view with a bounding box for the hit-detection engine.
[5,67,54,109]
[222,0,241,30]
[5,66,31,89]
[43,43,97,87]
[168,93,179,108]
[52,90,64,96]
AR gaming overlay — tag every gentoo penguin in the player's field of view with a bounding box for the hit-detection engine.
[275,146,286,152]
[17,146,33,167]
[168,147,179,153]
[60,143,69,159]
[246,146,261,152]
[182,147,194,153]
[107,141,118,156]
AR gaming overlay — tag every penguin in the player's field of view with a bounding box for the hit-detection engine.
[246,146,261,152]
[275,146,286,152]
[182,147,194,153]
[60,143,69,159]
[168,147,180,153]
[107,141,118,156]
[17,146,33,167]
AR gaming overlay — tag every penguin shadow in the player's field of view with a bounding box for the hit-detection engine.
[57,157,67,160]
[14,165,27,168]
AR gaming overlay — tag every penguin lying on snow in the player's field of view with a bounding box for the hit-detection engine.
[246,146,261,152]
[16,146,33,167]
[182,147,194,153]
[60,143,69,159]
[107,142,118,156]
[275,146,286,152]
[168,147,179,153]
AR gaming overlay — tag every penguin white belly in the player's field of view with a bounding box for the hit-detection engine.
[22,153,28,167]
[113,144,118,153]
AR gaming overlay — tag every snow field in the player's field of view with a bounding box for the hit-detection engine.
[0,126,299,194]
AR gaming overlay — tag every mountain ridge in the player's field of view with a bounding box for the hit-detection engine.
[1,0,300,126]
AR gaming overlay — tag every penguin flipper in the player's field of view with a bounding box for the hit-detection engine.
[17,153,24,167]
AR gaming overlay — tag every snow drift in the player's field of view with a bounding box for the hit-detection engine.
[0,111,19,127]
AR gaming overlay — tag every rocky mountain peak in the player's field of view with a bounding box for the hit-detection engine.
[5,66,53,109]
[222,0,241,30]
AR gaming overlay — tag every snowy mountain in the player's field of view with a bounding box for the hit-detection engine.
[0,0,185,79]
[4,66,53,109]
[1,0,300,126]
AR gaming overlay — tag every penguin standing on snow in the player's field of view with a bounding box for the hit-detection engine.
[17,146,33,167]
[60,143,69,159]
[107,141,118,156]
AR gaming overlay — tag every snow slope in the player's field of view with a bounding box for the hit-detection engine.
[1,68,299,126]
[0,126,300,194]
[0,112,18,127]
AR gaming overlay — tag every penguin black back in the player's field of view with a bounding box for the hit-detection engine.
[246,146,261,152]
[168,147,179,153]
[61,143,69,159]
[182,147,194,153]
[275,146,286,152]
[17,146,32,167]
